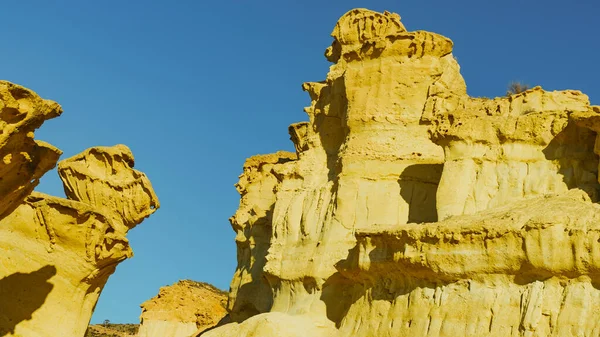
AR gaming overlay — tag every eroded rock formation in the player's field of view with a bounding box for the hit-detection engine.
[205,8,600,337]
[0,81,62,220]
[137,280,227,337]
[0,81,159,337]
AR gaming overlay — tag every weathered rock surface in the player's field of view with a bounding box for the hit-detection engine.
[205,8,600,337]
[338,190,600,336]
[227,152,296,322]
[137,280,227,337]
[428,87,597,220]
[0,81,62,220]
[58,145,159,231]
[0,82,159,337]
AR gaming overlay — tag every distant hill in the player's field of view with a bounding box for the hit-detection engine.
[85,323,139,337]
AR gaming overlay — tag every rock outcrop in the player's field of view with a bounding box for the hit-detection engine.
[205,8,600,337]
[0,81,159,337]
[137,280,227,337]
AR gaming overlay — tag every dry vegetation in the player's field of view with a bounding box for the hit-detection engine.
[506,81,531,95]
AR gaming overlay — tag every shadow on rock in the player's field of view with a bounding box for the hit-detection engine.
[0,265,56,336]
[398,163,442,223]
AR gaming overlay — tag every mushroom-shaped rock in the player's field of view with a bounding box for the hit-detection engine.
[0,145,158,337]
[0,81,160,337]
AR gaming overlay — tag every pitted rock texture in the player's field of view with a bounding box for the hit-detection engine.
[0,82,159,337]
[0,81,62,220]
[137,280,227,337]
[206,8,600,337]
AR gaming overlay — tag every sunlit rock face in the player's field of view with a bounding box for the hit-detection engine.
[205,7,600,337]
[0,81,159,337]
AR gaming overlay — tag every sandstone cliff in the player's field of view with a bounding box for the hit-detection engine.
[137,280,227,337]
[204,8,600,337]
[0,81,159,337]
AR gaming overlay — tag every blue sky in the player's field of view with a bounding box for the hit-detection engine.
[1,0,598,324]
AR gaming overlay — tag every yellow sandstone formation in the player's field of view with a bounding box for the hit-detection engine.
[0,82,62,219]
[205,8,600,337]
[137,280,227,337]
[0,82,159,337]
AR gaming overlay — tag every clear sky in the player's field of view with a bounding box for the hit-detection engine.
[1,0,598,324]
